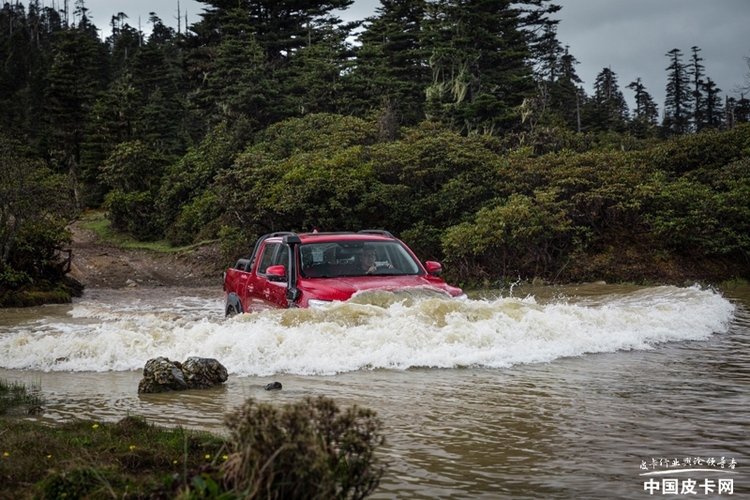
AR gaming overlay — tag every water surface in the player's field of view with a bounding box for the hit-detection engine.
[1,283,746,498]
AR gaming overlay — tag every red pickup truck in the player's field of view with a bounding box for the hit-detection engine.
[223,230,464,314]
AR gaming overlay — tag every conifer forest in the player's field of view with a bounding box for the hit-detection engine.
[2,0,750,298]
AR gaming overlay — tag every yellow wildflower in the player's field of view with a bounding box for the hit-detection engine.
[205,454,211,460]
[3,452,8,457]
[129,445,136,451]
[92,424,99,429]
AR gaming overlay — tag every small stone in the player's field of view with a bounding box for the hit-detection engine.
[265,381,282,391]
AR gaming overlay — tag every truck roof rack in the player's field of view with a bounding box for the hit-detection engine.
[249,231,298,266]
[358,229,394,238]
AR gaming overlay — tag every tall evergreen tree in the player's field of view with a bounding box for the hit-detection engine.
[663,48,691,136]
[546,45,583,131]
[204,32,274,127]
[187,0,356,133]
[727,94,750,125]
[0,1,63,149]
[349,0,428,127]
[701,77,723,130]
[422,0,558,135]
[106,14,143,79]
[584,67,629,133]
[281,24,355,117]
[689,46,705,132]
[131,14,185,153]
[626,77,659,138]
[44,18,108,205]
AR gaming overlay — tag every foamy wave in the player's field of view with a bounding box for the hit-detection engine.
[0,285,735,375]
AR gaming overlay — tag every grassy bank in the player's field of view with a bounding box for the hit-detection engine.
[78,210,216,254]
[0,380,385,499]
[0,417,227,499]
[0,379,45,415]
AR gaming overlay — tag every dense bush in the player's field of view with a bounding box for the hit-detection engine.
[158,121,251,245]
[105,189,162,241]
[440,124,750,283]
[0,136,75,295]
[221,396,385,500]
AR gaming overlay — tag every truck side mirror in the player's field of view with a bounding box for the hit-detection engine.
[425,261,442,276]
[266,265,287,282]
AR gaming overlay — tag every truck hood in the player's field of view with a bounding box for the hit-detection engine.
[298,274,462,303]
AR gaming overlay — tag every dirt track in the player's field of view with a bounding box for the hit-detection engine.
[67,223,224,289]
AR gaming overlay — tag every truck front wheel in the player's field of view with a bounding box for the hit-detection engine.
[226,304,240,317]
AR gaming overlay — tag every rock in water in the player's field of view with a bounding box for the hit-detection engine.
[182,356,229,389]
[138,357,188,393]
[265,381,282,391]
[138,356,228,393]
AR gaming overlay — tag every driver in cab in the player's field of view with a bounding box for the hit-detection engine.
[359,247,393,275]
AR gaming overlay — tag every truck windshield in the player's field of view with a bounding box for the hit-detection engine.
[299,241,421,278]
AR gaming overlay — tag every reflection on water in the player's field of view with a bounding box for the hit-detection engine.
[1,283,749,499]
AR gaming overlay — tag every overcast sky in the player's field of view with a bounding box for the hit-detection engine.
[80,0,750,111]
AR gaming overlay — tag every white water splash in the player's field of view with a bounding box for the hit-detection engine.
[0,286,735,376]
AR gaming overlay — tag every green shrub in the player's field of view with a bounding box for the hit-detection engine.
[166,190,223,246]
[443,190,575,280]
[104,189,162,241]
[221,397,385,500]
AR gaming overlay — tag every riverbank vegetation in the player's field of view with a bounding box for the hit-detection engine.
[0,378,45,416]
[1,1,749,303]
[0,380,385,499]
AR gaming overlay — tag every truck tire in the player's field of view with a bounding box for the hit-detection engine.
[226,304,240,317]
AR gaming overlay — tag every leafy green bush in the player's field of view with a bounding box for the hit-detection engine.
[634,124,750,177]
[0,135,75,289]
[98,140,171,193]
[443,191,575,280]
[104,190,162,241]
[157,121,250,242]
[166,190,223,246]
[221,397,385,500]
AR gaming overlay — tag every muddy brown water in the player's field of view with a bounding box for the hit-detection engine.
[1,283,748,499]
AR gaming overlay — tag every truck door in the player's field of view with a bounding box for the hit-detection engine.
[248,243,290,310]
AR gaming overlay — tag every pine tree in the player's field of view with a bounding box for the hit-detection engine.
[689,46,705,132]
[130,14,185,153]
[422,0,556,135]
[546,45,583,131]
[205,33,275,127]
[626,77,659,138]
[728,94,750,124]
[44,19,108,205]
[701,77,723,130]
[0,2,63,149]
[584,67,629,133]
[281,25,355,117]
[349,0,428,126]
[186,0,357,132]
[663,48,692,136]
[106,14,143,79]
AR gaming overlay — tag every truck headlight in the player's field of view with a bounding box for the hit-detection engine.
[308,299,333,308]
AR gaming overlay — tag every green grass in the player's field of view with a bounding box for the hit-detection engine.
[0,379,227,498]
[0,415,228,499]
[0,379,45,415]
[77,210,216,254]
